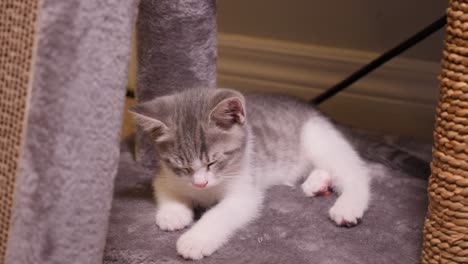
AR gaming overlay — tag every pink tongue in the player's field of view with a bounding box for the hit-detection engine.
[194,181,208,188]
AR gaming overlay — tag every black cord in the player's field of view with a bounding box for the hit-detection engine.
[125,16,446,103]
[310,15,447,105]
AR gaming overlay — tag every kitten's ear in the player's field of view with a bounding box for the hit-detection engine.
[209,96,246,129]
[129,101,170,140]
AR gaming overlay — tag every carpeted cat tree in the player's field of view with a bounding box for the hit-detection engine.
[135,0,217,170]
[0,0,138,263]
[0,0,467,264]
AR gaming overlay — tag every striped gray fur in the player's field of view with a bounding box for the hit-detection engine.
[131,88,327,186]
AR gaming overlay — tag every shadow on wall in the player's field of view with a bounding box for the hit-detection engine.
[217,0,445,61]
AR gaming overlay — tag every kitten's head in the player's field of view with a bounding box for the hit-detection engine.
[130,88,248,188]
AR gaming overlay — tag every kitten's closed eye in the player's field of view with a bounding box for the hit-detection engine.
[163,158,193,175]
[172,166,193,176]
[223,148,241,156]
[207,161,217,170]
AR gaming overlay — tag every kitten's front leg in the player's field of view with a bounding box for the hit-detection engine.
[154,181,194,231]
[176,188,263,260]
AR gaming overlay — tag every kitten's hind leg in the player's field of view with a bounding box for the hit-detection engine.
[301,118,370,227]
[301,169,332,197]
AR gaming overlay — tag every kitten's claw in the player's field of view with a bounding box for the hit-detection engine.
[177,229,221,260]
[339,218,361,228]
[156,205,193,231]
[301,170,332,197]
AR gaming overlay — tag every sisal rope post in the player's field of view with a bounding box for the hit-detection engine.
[421,1,468,263]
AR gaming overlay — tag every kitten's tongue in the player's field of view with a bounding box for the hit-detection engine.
[193,172,208,188]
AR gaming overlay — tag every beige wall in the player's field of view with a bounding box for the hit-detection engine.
[217,1,447,139]
[218,0,446,62]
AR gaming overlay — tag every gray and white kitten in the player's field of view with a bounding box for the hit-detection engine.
[130,88,370,260]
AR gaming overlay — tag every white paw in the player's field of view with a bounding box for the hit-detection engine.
[329,197,365,227]
[156,205,193,231]
[301,169,332,197]
[176,229,222,260]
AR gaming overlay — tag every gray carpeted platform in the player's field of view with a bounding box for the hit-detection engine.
[104,130,431,264]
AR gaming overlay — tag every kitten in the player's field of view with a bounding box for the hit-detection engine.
[130,88,370,260]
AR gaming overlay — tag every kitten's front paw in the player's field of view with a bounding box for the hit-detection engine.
[176,229,222,260]
[156,205,193,231]
[329,197,365,227]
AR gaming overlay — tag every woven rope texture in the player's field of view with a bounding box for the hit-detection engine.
[422,1,468,263]
[0,0,38,262]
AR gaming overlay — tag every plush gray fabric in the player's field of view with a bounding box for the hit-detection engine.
[135,0,217,169]
[6,1,137,263]
[104,131,430,264]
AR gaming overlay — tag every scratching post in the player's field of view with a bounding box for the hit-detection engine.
[2,0,137,263]
[135,0,217,169]
[421,1,468,263]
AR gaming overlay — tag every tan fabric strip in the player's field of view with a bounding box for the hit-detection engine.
[0,1,39,263]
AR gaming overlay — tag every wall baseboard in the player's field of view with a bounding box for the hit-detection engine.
[218,33,441,139]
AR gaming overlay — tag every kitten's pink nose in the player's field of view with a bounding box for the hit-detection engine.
[193,181,208,188]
